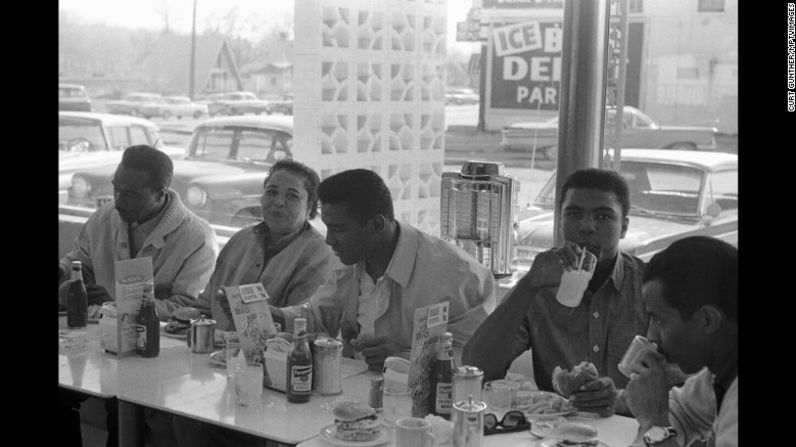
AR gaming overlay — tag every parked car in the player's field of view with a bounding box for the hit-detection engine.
[265,94,293,115]
[105,92,165,116]
[59,83,92,112]
[207,91,272,117]
[59,112,183,194]
[139,95,208,119]
[499,106,719,161]
[445,88,480,105]
[512,149,737,271]
[67,115,295,227]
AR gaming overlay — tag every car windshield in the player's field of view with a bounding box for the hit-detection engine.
[534,161,704,217]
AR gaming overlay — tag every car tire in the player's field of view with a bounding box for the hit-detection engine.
[193,111,203,119]
[161,110,172,119]
[543,146,558,161]
[667,142,697,150]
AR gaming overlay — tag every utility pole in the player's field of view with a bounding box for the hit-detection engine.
[189,0,198,100]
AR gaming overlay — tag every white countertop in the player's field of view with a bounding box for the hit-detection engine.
[59,318,639,446]
[59,317,371,445]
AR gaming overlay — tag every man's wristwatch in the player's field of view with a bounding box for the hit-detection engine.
[643,426,677,445]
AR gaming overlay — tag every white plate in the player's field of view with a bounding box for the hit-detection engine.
[529,416,569,438]
[514,391,577,417]
[319,424,391,447]
[539,439,608,447]
[209,350,226,366]
[162,330,187,340]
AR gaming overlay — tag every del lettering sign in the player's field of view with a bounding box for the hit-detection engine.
[490,20,562,110]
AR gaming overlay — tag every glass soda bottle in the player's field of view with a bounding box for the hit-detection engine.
[286,317,313,403]
[67,260,88,328]
[136,283,160,358]
[430,331,456,419]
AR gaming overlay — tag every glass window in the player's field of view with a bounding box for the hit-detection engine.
[190,128,235,160]
[707,170,738,212]
[59,120,106,152]
[59,1,736,246]
[237,130,275,161]
[129,126,151,146]
[106,126,130,151]
[625,162,703,215]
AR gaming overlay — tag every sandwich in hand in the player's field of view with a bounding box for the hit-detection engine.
[548,422,600,446]
[552,361,599,397]
[333,401,380,442]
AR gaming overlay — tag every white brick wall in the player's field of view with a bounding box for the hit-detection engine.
[294,0,448,236]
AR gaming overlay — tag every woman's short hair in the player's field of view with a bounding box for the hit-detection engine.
[317,169,394,225]
[558,168,630,217]
[265,159,321,220]
[120,145,173,191]
[644,236,737,322]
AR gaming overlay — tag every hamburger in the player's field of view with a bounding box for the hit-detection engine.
[552,361,599,397]
[333,401,380,442]
[549,422,599,446]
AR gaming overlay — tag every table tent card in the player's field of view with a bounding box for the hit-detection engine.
[408,301,450,417]
[224,283,280,388]
[100,257,153,357]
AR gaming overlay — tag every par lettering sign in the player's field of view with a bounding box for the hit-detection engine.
[490,20,562,110]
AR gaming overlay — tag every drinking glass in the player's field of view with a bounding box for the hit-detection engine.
[382,385,412,426]
[234,358,264,406]
[483,380,519,412]
[225,339,242,380]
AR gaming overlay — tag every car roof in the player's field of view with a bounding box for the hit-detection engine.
[195,115,293,133]
[58,111,159,129]
[613,149,737,171]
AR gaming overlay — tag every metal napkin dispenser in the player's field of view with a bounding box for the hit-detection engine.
[441,161,520,278]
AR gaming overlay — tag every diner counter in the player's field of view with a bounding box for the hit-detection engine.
[59,318,639,446]
[297,413,639,447]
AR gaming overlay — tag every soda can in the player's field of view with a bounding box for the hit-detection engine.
[453,366,483,404]
[452,395,486,447]
[313,338,343,395]
[618,335,658,377]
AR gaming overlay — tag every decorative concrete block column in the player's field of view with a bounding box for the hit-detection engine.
[294,0,447,236]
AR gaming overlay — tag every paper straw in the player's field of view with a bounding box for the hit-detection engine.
[577,249,586,270]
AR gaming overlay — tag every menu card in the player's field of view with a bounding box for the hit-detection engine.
[224,283,279,387]
[104,257,153,357]
[408,302,450,417]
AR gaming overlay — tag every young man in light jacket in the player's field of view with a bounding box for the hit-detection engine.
[270,168,497,371]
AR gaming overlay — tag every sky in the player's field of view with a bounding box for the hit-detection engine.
[59,0,481,54]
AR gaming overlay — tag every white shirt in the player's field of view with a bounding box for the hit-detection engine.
[355,262,393,338]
